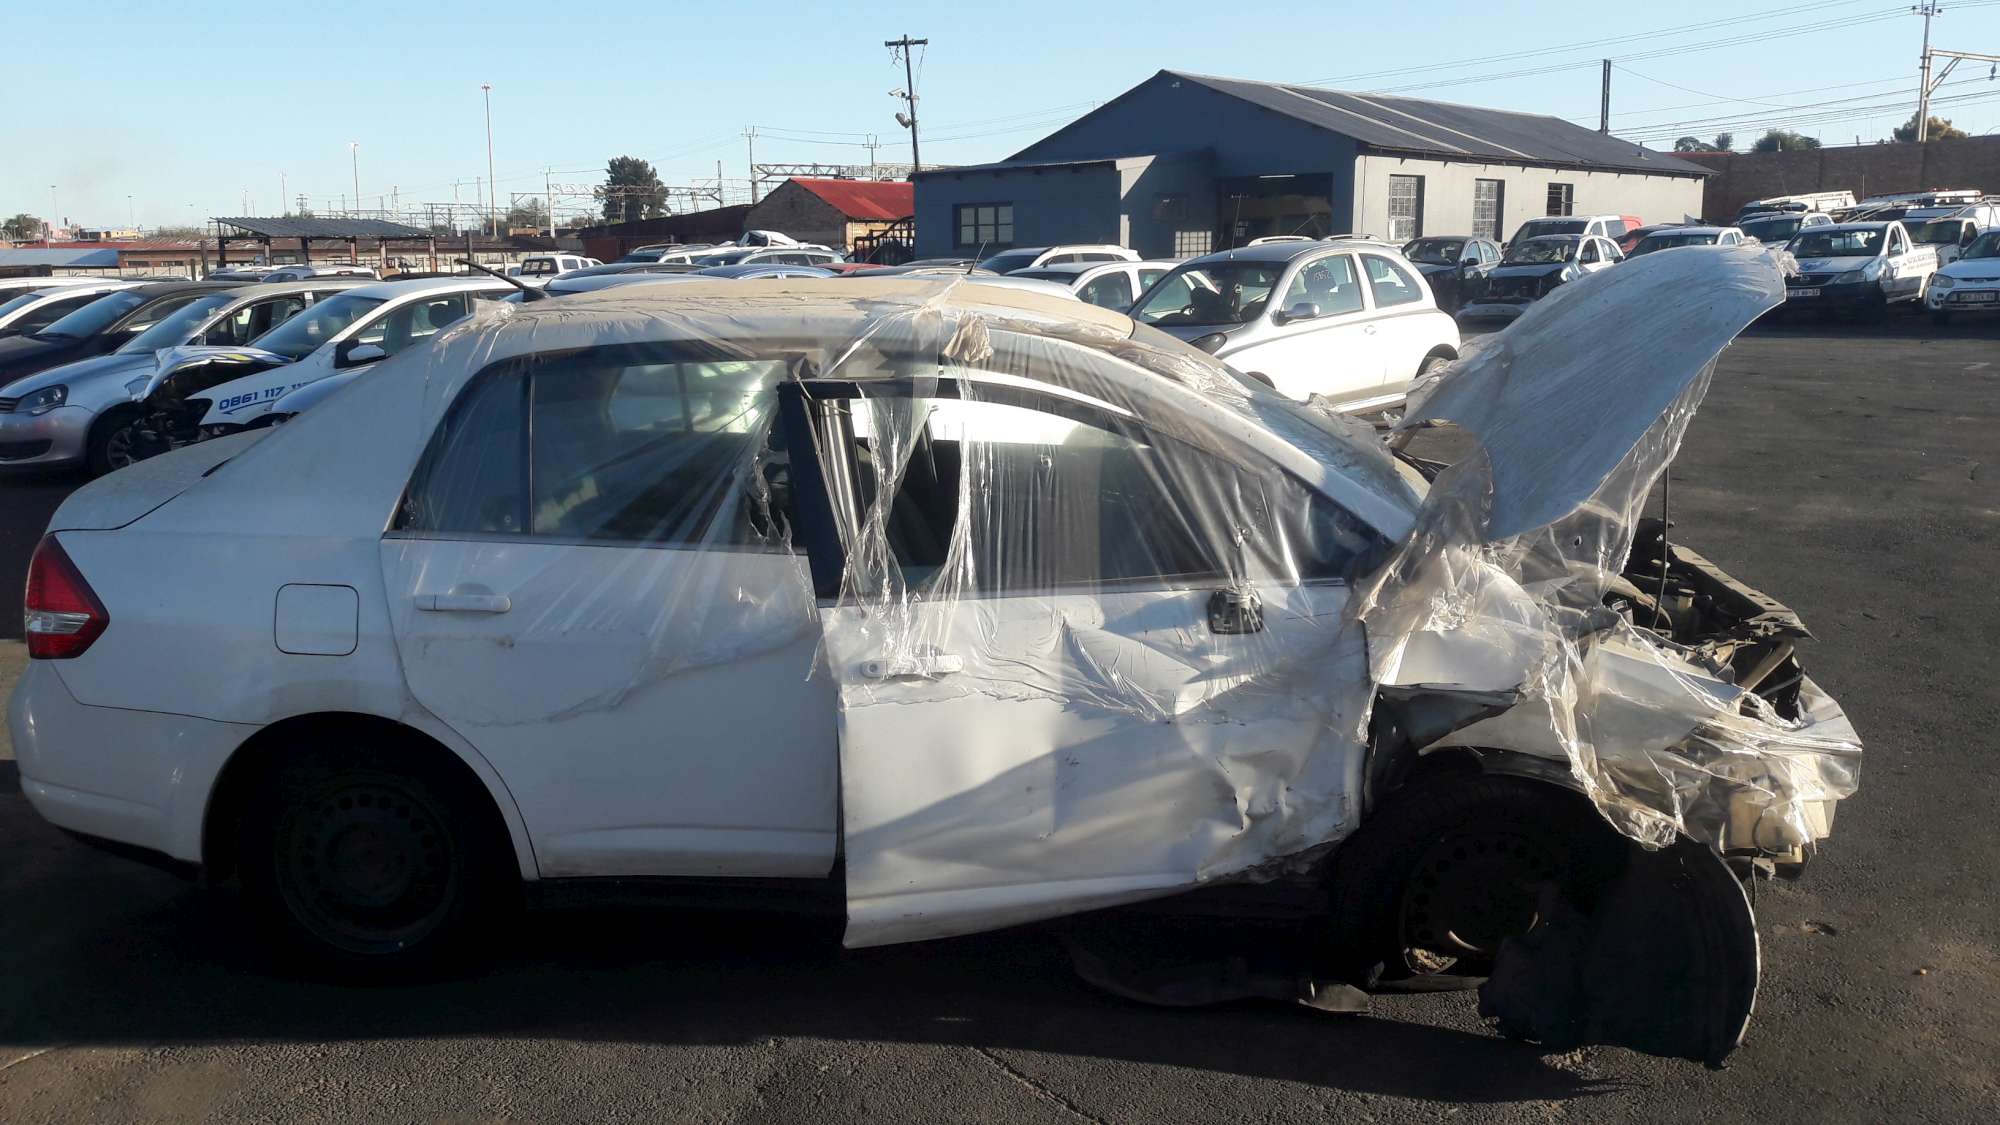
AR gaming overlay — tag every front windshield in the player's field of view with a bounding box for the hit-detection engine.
[1502,238,1576,265]
[1908,220,1965,245]
[977,250,1040,274]
[1131,262,1285,327]
[34,290,150,339]
[0,293,45,320]
[1791,229,1883,258]
[116,293,237,354]
[248,292,386,360]
[1740,215,1803,242]
[1513,219,1584,242]
[1631,232,1720,255]
[1401,238,1466,265]
[1959,231,2000,260]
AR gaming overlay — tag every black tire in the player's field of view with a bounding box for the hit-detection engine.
[84,407,145,478]
[1932,309,1951,327]
[1323,774,1626,990]
[237,739,513,976]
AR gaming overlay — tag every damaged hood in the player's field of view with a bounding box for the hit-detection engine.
[130,345,290,402]
[1399,244,1786,540]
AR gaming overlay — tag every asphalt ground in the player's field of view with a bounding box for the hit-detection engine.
[0,315,1995,1121]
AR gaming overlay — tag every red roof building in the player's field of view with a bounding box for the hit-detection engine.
[742,178,914,258]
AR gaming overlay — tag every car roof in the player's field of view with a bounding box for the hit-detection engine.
[1814,222,1891,232]
[218,279,374,301]
[127,280,244,298]
[1519,234,1585,244]
[1180,240,1371,265]
[1643,226,1734,237]
[343,276,513,300]
[697,264,838,278]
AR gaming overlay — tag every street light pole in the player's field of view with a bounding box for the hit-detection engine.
[482,83,497,236]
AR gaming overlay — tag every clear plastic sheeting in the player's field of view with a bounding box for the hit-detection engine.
[368,260,1858,946]
[1368,243,1862,852]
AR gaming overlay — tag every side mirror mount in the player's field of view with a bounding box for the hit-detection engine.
[1278,301,1321,323]
[338,341,387,368]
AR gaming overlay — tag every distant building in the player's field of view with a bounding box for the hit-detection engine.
[0,241,209,278]
[913,70,1712,259]
[742,179,914,251]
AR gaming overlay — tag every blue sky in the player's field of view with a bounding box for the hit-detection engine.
[9,0,2000,229]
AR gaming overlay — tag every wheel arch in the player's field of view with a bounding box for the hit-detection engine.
[202,710,534,883]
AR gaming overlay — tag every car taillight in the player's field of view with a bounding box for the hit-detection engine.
[24,536,108,660]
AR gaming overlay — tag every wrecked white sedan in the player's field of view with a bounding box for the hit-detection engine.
[12,256,1859,1066]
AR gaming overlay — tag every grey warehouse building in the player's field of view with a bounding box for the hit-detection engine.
[912,70,1712,260]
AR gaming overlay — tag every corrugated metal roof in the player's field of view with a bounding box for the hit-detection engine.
[1169,71,1711,176]
[789,179,914,220]
[213,216,432,239]
[0,248,120,267]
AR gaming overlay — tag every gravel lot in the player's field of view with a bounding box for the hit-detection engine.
[1,319,1995,1122]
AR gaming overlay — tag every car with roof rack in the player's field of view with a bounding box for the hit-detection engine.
[1738,210,1832,251]
[976,244,1140,274]
[1782,220,1936,318]
[1131,238,1457,411]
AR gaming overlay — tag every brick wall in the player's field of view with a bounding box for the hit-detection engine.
[1684,135,2000,219]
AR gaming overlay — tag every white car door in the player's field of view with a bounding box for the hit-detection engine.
[1227,252,1386,407]
[1356,251,1443,394]
[379,347,839,878]
[806,371,1375,946]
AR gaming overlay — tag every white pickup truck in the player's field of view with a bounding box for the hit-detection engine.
[1782,220,1938,318]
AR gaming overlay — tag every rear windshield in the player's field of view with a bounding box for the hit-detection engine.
[117,292,237,354]
[1513,219,1585,242]
[1739,215,1803,242]
[977,250,1041,274]
[1908,220,1968,245]
[1401,238,1466,265]
[1630,232,1720,255]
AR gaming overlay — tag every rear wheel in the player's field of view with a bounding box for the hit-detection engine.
[1324,774,1624,989]
[238,741,511,975]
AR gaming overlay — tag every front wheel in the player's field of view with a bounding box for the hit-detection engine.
[1932,309,1951,327]
[84,408,163,477]
[238,744,510,975]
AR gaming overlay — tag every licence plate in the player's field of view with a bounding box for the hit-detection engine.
[1788,288,1820,298]
[1953,291,1997,303]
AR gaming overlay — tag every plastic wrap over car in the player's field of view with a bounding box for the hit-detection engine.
[1370,243,1861,855]
[369,258,1858,984]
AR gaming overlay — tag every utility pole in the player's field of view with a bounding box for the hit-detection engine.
[48,185,57,234]
[886,34,927,171]
[349,143,361,216]
[280,171,287,216]
[1599,59,1612,134]
[866,134,880,178]
[544,167,555,236]
[1916,3,1940,142]
[745,128,759,202]
[481,83,497,235]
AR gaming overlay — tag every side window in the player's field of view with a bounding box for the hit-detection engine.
[1482,241,1501,263]
[850,388,1386,591]
[1278,254,1364,316]
[1888,230,1906,255]
[1138,268,1168,291]
[1579,240,1601,265]
[399,368,527,535]
[400,350,789,546]
[208,297,306,345]
[1076,271,1134,310]
[1361,255,1423,307]
[359,294,471,356]
[1044,253,1079,265]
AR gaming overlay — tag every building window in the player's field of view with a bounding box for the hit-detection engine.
[955,203,1014,250]
[1472,179,1503,241]
[1173,230,1212,256]
[1387,175,1424,242]
[1546,182,1574,217]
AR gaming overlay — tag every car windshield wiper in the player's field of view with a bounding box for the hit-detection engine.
[29,330,78,341]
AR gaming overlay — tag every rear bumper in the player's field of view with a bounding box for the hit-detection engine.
[10,659,253,866]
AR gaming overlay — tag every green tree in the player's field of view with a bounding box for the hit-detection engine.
[2,213,46,240]
[1713,132,1734,152]
[598,156,667,223]
[1890,113,1969,142]
[1673,136,1714,152]
[505,197,549,230]
[1751,129,1821,153]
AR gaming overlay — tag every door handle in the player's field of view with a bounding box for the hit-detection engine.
[1208,587,1265,634]
[1363,324,1378,335]
[859,652,965,679]
[416,585,512,613]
